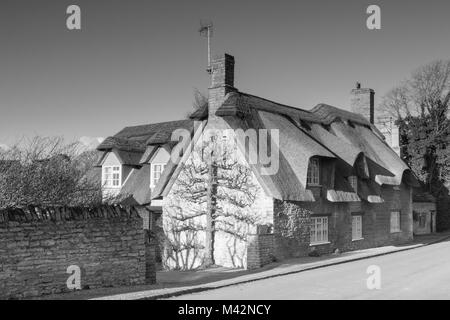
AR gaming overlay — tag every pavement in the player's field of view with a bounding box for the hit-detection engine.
[86,231,450,300]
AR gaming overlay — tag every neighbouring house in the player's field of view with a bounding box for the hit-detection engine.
[97,53,419,270]
[412,188,437,235]
[96,120,195,232]
[376,114,438,236]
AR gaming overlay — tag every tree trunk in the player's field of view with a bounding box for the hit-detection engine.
[204,159,218,267]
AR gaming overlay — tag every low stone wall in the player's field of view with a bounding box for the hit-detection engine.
[0,206,155,299]
[246,226,275,270]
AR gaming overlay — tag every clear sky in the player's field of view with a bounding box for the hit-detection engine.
[0,0,449,145]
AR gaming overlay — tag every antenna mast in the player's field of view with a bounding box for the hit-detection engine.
[199,20,213,74]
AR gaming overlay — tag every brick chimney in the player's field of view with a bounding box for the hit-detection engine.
[350,82,375,124]
[208,54,237,121]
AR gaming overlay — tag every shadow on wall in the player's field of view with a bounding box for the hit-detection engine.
[223,233,246,268]
[160,226,205,271]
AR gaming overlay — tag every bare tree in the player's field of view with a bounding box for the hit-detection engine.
[380,60,450,119]
[193,88,208,111]
[380,61,450,230]
[0,136,102,209]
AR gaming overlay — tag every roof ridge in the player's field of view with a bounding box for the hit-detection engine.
[121,119,192,130]
[237,91,313,114]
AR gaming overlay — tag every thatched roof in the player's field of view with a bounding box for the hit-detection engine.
[138,145,158,165]
[94,149,143,167]
[216,91,417,187]
[97,120,194,152]
[153,89,417,202]
[118,165,152,205]
[99,87,418,205]
[97,136,145,153]
[311,103,369,126]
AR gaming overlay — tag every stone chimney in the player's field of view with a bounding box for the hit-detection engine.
[208,54,237,121]
[350,82,375,124]
[377,117,401,157]
[391,125,400,156]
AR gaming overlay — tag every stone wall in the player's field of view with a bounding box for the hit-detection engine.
[246,226,275,270]
[273,200,312,260]
[272,184,414,259]
[0,205,155,299]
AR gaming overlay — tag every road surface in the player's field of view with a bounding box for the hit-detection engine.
[170,240,450,299]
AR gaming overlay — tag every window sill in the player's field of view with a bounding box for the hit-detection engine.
[352,237,364,242]
[390,231,402,234]
[310,241,330,246]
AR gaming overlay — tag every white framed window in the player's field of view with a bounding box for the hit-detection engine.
[102,166,121,188]
[151,163,166,188]
[307,158,320,186]
[310,216,329,244]
[348,176,358,192]
[352,215,363,240]
[390,211,401,233]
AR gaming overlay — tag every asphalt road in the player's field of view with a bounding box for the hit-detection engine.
[171,240,450,300]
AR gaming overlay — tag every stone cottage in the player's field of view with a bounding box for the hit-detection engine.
[97,53,419,270]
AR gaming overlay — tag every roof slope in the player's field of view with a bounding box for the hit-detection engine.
[99,88,418,205]
[213,90,418,196]
[98,120,194,152]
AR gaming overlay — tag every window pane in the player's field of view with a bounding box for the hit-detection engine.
[311,217,328,243]
[352,215,362,239]
[348,176,357,192]
[103,166,121,188]
[390,211,400,233]
[151,164,165,187]
[307,159,320,185]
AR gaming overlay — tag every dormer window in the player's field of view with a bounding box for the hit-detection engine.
[307,158,320,186]
[151,163,166,189]
[348,175,358,192]
[103,166,121,188]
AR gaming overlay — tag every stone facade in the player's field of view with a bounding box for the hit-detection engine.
[269,184,414,260]
[0,206,155,299]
